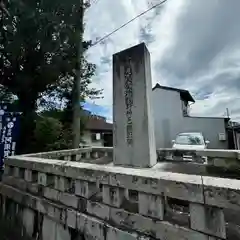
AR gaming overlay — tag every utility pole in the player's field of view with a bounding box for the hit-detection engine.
[72,0,84,149]
[227,108,238,149]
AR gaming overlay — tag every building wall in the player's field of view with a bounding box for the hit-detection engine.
[152,88,228,149]
[182,117,228,149]
[236,132,240,150]
[152,89,183,148]
[82,131,104,147]
[2,154,237,240]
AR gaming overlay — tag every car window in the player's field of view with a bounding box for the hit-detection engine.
[175,134,204,145]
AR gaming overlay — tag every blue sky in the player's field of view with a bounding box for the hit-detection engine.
[83,0,240,122]
[82,102,111,121]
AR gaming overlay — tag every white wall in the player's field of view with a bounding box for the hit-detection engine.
[82,131,104,147]
[152,88,183,148]
[152,88,228,149]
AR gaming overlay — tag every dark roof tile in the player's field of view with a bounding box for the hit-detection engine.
[85,116,112,131]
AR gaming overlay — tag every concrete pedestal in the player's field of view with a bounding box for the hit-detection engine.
[113,43,156,168]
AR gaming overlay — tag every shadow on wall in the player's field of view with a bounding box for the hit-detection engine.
[0,170,3,181]
[0,199,87,240]
[0,218,32,240]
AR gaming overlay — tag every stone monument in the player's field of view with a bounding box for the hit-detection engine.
[113,43,157,168]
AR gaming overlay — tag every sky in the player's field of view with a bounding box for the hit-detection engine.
[83,0,240,123]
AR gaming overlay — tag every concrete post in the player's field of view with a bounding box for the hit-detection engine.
[102,185,124,207]
[139,193,164,220]
[24,169,32,182]
[22,208,35,237]
[113,43,157,168]
[190,203,226,239]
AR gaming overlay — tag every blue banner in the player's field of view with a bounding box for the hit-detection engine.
[0,104,21,169]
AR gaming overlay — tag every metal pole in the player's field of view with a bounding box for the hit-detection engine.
[227,108,238,150]
[72,0,84,148]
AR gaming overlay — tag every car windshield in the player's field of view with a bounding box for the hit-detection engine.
[175,134,204,145]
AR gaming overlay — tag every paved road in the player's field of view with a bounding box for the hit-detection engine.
[153,161,240,179]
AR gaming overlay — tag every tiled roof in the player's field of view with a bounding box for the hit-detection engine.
[85,114,112,131]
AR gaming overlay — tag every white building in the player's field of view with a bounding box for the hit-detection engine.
[82,111,112,147]
[152,84,229,149]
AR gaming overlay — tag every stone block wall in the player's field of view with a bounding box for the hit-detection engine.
[26,146,240,171]
[24,147,113,165]
[1,155,240,239]
[157,148,240,174]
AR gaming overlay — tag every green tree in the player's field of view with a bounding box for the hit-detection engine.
[36,108,88,151]
[33,116,72,152]
[0,85,15,103]
[0,0,101,153]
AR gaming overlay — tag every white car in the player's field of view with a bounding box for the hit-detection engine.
[172,132,209,150]
[172,132,209,163]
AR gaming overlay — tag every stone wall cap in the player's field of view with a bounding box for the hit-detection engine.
[7,155,203,185]
[203,176,240,189]
[158,148,240,159]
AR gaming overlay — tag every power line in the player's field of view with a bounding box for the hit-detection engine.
[90,0,168,48]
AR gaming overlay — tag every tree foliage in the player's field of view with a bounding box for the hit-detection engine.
[0,0,101,153]
[33,108,88,152]
[1,0,100,105]
[33,116,70,152]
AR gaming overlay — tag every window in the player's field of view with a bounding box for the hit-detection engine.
[175,134,204,145]
[182,101,189,116]
[91,133,101,141]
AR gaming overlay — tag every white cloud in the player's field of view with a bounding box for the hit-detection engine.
[84,0,240,122]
